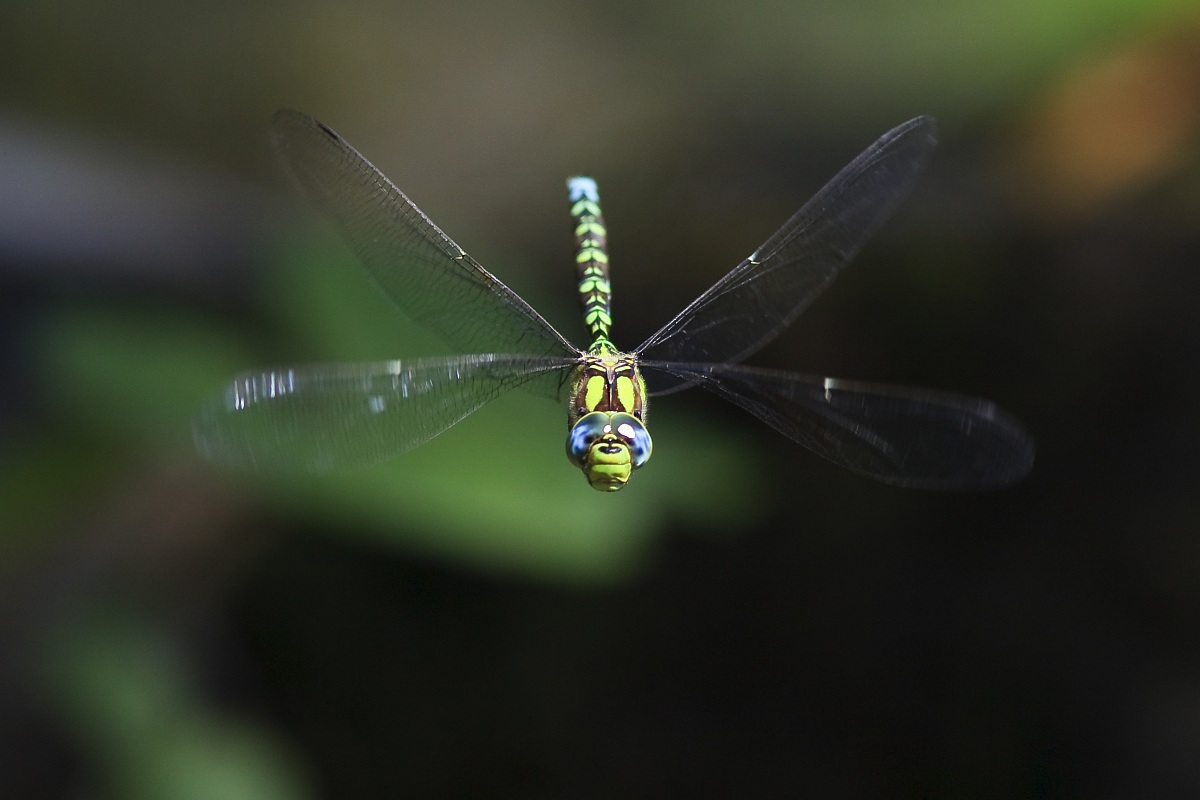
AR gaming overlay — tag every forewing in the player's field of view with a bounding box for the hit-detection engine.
[641,360,1034,489]
[637,117,938,391]
[272,110,578,362]
[193,354,578,473]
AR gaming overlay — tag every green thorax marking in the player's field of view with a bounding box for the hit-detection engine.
[566,350,649,430]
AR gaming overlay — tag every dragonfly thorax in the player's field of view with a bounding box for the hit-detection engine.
[567,350,648,427]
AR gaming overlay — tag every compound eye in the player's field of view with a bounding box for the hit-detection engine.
[567,412,611,467]
[610,413,653,469]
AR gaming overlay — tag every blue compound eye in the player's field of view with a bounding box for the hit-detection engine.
[567,412,610,467]
[610,413,653,469]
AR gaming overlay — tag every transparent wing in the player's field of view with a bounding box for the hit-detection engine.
[193,354,579,473]
[641,360,1034,489]
[271,110,579,364]
[637,117,938,392]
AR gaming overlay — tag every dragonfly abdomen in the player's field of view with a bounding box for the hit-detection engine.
[568,176,614,345]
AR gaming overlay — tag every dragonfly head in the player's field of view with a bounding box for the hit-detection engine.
[566,411,652,492]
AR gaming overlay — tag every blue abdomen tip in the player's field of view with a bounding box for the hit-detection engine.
[568,176,599,202]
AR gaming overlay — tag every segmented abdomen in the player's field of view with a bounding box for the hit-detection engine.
[567,177,613,346]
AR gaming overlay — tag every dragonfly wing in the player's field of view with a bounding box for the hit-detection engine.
[637,117,938,391]
[271,110,578,364]
[194,354,578,473]
[641,361,1034,489]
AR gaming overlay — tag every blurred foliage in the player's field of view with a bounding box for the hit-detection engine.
[44,607,311,800]
[1002,25,1200,222]
[27,234,761,583]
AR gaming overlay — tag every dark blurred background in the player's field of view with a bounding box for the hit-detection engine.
[3,1,1200,798]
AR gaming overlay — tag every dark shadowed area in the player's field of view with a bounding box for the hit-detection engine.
[3,1,1200,797]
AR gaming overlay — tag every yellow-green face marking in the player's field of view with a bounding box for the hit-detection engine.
[566,411,653,491]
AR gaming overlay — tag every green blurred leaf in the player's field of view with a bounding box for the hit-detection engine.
[32,303,252,456]
[45,608,312,800]
[29,236,763,584]
[0,434,106,555]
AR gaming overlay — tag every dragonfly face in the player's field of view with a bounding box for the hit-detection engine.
[567,412,653,491]
[566,350,652,491]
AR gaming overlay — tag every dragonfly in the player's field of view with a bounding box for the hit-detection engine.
[193,110,1034,491]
